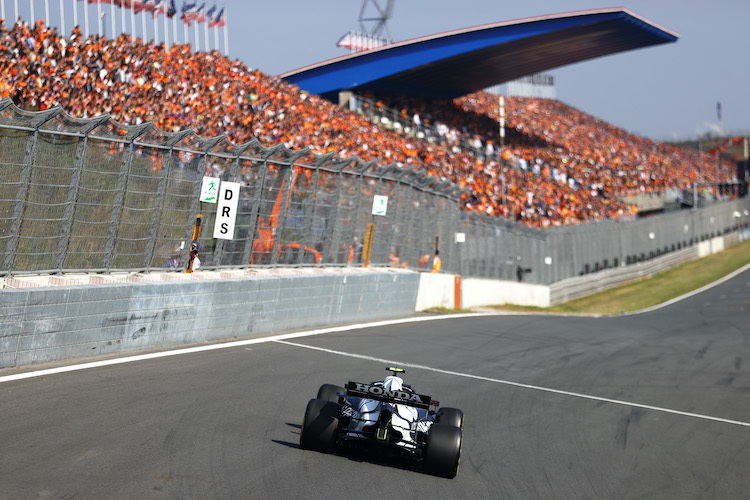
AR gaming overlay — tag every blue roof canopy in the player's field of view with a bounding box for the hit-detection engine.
[280,8,678,101]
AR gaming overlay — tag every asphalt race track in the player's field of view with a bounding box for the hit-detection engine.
[2,267,749,499]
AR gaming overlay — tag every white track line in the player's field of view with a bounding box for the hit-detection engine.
[0,313,493,383]
[275,339,750,428]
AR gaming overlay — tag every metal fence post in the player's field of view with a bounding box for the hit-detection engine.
[241,157,269,266]
[2,131,35,274]
[103,123,152,272]
[295,153,332,265]
[322,159,356,264]
[412,187,427,268]
[143,134,187,271]
[270,152,308,266]
[55,115,110,273]
[3,108,61,274]
[345,161,375,263]
[383,173,400,259]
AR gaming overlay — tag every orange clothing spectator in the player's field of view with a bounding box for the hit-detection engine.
[432,251,441,273]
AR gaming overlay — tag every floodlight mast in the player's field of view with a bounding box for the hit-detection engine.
[359,0,395,41]
[337,0,395,53]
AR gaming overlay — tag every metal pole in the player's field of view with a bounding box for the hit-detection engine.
[104,143,134,272]
[96,0,101,36]
[141,5,146,41]
[84,0,89,37]
[110,0,115,40]
[241,160,269,266]
[194,14,199,51]
[499,95,505,147]
[154,11,159,44]
[30,0,34,23]
[322,166,346,264]
[73,0,77,31]
[164,5,169,50]
[223,5,228,56]
[295,162,322,266]
[269,165,296,265]
[59,0,65,36]
[56,132,88,273]
[213,13,218,50]
[203,10,208,51]
[144,147,173,270]
[3,129,37,274]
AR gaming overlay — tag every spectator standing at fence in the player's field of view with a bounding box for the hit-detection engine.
[348,236,363,264]
[388,247,400,267]
[186,241,201,273]
[432,250,441,273]
[417,253,431,268]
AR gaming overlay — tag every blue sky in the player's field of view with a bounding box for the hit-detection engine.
[9,1,749,141]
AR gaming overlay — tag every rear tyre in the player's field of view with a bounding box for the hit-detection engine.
[317,384,345,403]
[437,407,464,429]
[424,423,462,478]
[299,399,341,452]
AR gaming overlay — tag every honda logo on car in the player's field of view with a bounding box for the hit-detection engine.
[350,382,423,403]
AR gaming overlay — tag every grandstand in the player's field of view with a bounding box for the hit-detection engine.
[0,15,740,232]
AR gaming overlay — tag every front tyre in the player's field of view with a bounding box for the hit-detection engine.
[299,399,341,452]
[424,423,462,478]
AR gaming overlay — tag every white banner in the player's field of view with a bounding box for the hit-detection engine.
[213,181,240,240]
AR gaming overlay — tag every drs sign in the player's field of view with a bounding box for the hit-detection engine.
[213,181,240,240]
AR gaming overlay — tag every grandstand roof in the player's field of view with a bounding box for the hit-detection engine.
[279,7,678,101]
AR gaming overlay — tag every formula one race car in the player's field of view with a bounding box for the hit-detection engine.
[299,367,464,478]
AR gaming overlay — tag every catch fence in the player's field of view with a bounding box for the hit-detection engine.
[1,100,748,285]
[0,100,463,277]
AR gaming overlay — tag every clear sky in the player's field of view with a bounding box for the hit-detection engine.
[9,1,749,141]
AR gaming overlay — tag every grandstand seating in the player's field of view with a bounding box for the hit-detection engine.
[0,18,739,227]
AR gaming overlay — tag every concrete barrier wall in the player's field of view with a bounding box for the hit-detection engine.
[415,273,457,310]
[0,269,419,368]
[415,235,737,310]
[461,278,551,308]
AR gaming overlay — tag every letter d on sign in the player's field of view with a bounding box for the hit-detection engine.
[213,181,240,240]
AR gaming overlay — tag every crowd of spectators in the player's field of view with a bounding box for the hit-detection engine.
[0,18,738,227]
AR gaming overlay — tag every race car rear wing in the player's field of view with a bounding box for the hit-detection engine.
[346,381,432,410]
